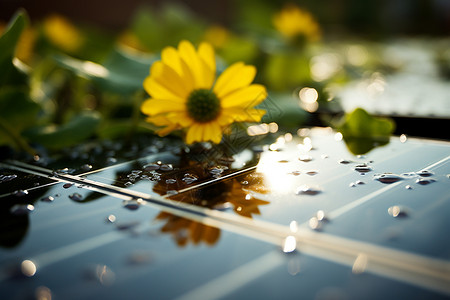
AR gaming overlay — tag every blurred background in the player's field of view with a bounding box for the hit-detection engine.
[0,0,449,157]
[2,0,449,37]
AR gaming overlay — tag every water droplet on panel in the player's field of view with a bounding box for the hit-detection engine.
[416,170,434,177]
[35,286,52,300]
[0,174,17,183]
[354,164,372,173]
[289,171,301,176]
[321,154,329,159]
[10,204,34,215]
[21,260,37,277]
[143,163,160,171]
[283,236,297,253]
[165,178,177,184]
[299,155,313,162]
[339,159,351,164]
[349,182,357,187]
[399,134,408,143]
[388,205,409,218]
[289,221,298,233]
[309,217,322,230]
[296,185,321,195]
[182,174,198,184]
[405,185,413,190]
[166,190,178,196]
[160,164,173,171]
[355,180,365,185]
[41,196,54,202]
[374,173,403,184]
[63,183,73,189]
[69,193,83,202]
[415,178,436,185]
[123,198,143,210]
[306,170,318,176]
[106,214,116,223]
[80,164,92,171]
[13,189,28,197]
[352,254,368,274]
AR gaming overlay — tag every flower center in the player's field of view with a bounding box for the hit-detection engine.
[186,89,221,123]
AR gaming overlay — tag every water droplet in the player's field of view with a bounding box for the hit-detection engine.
[299,155,313,162]
[352,254,368,274]
[209,166,228,175]
[354,164,372,173]
[388,205,409,218]
[278,160,289,163]
[106,157,117,165]
[349,182,356,187]
[339,159,351,164]
[283,236,297,253]
[0,174,17,183]
[289,171,301,176]
[306,170,318,176]
[143,163,160,171]
[182,174,198,184]
[399,134,408,143]
[10,204,34,215]
[41,196,54,202]
[160,164,173,171]
[374,173,403,184]
[84,264,115,286]
[289,221,298,233]
[296,185,321,195]
[21,260,37,277]
[35,286,52,300]
[127,250,153,265]
[355,180,365,185]
[166,190,178,195]
[63,183,73,189]
[309,217,322,230]
[416,170,434,177]
[321,154,329,159]
[69,193,83,202]
[415,178,436,185]
[165,178,177,184]
[106,214,116,223]
[316,210,327,221]
[240,180,249,185]
[123,198,143,210]
[405,185,413,190]
[80,164,93,171]
[13,189,28,197]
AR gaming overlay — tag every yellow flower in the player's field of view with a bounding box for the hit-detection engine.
[141,40,267,144]
[273,4,321,42]
[43,14,83,53]
[202,25,230,49]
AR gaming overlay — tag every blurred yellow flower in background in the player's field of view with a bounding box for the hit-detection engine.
[141,40,267,144]
[273,4,321,42]
[202,25,231,49]
[43,14,84,53]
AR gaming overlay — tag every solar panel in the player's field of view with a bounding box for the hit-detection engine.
[1,128,449,299]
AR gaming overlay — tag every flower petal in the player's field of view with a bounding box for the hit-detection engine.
[221,84,267,108]
[165,111,194,127]
[213,62,256,98]
[186,123,202,144]
[141,98,185,116]
[198,42,216,80]
[161,46,195,91]
[149,61,190,99]
[178,40,213,89]
[223,108,266,123]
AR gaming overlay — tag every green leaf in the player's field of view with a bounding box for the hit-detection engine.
[337,108,395,154]
[0,87,40,131]
[24,111,101,149]
[0,10,29,86]
[53,48,155,95]
[0,10,27,64]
